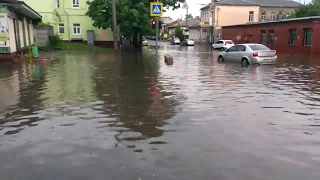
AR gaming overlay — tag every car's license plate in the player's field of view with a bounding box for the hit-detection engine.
[264,59,272,62]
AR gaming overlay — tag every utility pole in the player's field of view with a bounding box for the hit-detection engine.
[156,18,159,49]
[185,8,188,39]
[182,0,189,40]
[112,0,119,50]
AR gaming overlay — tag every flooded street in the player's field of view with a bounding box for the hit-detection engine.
[1,42,320,179]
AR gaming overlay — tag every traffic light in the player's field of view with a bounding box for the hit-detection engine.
[159,20,163,29]
[152,19,156,29]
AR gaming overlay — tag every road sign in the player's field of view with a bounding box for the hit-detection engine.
[150,2,163,17]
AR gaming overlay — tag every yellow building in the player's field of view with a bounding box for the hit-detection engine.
[22,0,115,47]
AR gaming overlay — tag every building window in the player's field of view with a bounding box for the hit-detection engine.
[271,13,276,21]
[268,29,274,44]
[289,29,296,45]
[58,23,64,34]
[303,28,312,46]
[206,12,208,22]
[73,23,81,35]
[260,30,266,44]
[249,11,254,22]
[55,0,60,8]
[72,0,79,8]
[261,12,265,21]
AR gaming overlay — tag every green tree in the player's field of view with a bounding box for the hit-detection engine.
[287,1,320,18]
[174,24,183,41]
[86,0,184,48]
[312,0,320,5]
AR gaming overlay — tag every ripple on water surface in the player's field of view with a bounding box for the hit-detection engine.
[0,50,320,175]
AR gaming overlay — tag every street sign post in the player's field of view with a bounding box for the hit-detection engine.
[150,2,163,50]
[150,2,163,17]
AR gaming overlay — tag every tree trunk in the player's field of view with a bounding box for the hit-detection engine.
[133,30,138,48]
[139,33,142,47]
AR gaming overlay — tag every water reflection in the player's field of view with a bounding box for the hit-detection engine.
[195,51,320,140]
[0,50,180,149]
[1,45,320,179]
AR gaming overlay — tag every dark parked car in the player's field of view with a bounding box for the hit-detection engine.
[150,36,156,40]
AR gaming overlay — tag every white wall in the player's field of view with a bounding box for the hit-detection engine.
[24,18,30,46]
[8,17,16,53]
[7,17,37,53]
[189,28,200,41]
[30,23,34,44]
[169,28,175,35]
[18,20,24,48]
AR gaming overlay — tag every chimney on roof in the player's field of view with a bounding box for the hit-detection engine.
[277,10,283,21]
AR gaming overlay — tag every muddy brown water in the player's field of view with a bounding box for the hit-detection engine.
[0,44,320,179]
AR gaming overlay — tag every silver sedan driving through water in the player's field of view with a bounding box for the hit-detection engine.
[217,43,277,66]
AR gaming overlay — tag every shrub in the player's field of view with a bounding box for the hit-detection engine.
[48,34,62,49]
[175,24,184,41]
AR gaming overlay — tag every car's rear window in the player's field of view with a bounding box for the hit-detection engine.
[226,41,234,44]
[249,44,270,51]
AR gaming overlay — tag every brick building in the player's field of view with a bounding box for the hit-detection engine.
[222,16,320,55]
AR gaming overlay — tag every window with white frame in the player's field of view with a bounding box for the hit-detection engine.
[249,11,254,22]
[72,0,79,8]
[55,0,60,8]
[73,23,81,35]
[261,12,265,21]
[58,23,64,34]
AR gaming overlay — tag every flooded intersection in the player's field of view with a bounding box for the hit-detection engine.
[0,43,320,179]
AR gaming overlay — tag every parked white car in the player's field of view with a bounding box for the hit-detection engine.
[212,40,235,50]
[185,39,194,46]
[171,37,180,45]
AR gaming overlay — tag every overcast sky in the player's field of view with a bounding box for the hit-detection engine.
[163,0,312,20]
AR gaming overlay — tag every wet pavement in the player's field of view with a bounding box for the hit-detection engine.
[1,41,320,179]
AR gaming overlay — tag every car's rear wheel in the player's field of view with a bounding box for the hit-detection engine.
[241,58,249,67]
[218,56,224,63]
[221,47,226,51]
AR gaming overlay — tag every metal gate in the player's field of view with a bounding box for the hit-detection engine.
[87,30,94,45]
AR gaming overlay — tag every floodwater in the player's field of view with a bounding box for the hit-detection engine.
[1,42,320,179]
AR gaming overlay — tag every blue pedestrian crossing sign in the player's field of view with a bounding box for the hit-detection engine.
[150,2,163,17]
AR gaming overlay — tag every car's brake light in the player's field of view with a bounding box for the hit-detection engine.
[253,52,259,57]
[274,51,277,56]
[225,42,227,45]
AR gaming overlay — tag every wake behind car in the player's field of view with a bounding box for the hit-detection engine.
[212,40,234,50]
[217,43,277,66]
